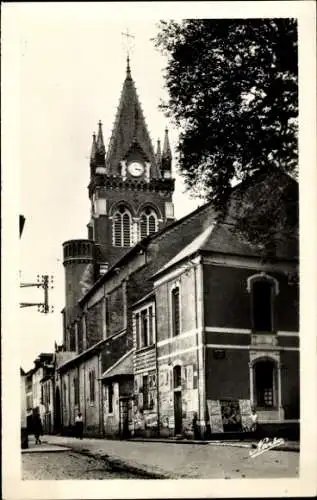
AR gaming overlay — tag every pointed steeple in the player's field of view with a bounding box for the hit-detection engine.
[161,128,172,176]
[162,128,172,159]
[156,139,162,166]
[95,121,106,174]
[96,120,105,155]
[90,132,97,163]
[105,59,158,176]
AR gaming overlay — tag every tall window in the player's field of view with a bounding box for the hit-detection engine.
[89,370,95,403]
[141,310,148,347]
[105,296,110,334]
[171,287,180,336]
[139,207,158,239]
[252,281,274,332]
[113,206,132,247]
[73,376,79,405]
[134,304,155,349]
[108,383,114,413]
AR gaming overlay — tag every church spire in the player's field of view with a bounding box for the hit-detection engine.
[162,128,172,176]
[90,132,97,163]
[156,139,162,167]
[162,128,172,159]
[96,121,105,155]
[105,60,158,175]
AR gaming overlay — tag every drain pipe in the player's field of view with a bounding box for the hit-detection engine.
[193,257,202,437]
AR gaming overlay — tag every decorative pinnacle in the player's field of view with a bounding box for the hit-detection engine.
[156,139,162,164]
[162,127,172,158]
[90,132,97,161]
[96,120,105,154]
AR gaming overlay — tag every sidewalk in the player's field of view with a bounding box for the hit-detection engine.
[21,436,71,454]
[43,435,299,479]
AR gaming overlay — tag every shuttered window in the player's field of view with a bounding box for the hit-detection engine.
[139,207,158,240]
[113,206,132,247]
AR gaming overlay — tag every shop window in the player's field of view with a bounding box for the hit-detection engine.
[143,373,155,410]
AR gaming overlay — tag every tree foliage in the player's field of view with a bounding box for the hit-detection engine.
[155,19,298,256]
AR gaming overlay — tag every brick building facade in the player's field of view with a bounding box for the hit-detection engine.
[50,59,299,440]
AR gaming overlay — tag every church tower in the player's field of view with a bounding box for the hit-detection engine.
[63,57,175,346]
[87,57,175,273]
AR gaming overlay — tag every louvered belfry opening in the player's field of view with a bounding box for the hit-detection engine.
[113,205,132,247]
[140,207,158,240]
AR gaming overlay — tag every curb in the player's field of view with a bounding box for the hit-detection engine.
[22,445,71,454]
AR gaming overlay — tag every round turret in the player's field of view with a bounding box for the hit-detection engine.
[63,239,95,327]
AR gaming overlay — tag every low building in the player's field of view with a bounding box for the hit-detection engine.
[20,368,28,448]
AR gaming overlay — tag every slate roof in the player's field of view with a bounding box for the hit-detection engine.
[101,350,134,380]
[105,60,158,176]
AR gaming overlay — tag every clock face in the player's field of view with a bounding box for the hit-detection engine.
[128,161,144,177]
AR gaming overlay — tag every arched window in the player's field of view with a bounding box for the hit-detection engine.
[247,273,279,333]
[112,206,132,247]
[171,286,180,336]
[139,207,158,239]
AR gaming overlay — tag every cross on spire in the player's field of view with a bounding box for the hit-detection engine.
[121,28,135,57]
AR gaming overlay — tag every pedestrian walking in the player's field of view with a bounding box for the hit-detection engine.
[75,411,84,439]
[250,407,259,433]
[32,410,43,445]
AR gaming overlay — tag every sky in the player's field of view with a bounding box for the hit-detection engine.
[10,6,201,370]
[2,2,314,375]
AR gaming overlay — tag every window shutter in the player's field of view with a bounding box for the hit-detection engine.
[138,392,143,410]
[193,364,198,389]
[140,214,147,240]
[181,366,186,390]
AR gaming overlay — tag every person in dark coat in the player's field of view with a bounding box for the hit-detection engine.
[75,411,84,439]
[32,411,43,445]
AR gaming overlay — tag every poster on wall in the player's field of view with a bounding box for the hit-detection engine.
[239,399,252,430]
[220,400,242,431]
[207,400,224,433]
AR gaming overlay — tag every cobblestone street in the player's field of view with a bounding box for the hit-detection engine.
[42,435,299,479]
[22,451,144,480]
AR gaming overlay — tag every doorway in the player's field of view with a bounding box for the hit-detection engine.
[54,387,61,433]
[173,365,182,435]
[119,397,130,439]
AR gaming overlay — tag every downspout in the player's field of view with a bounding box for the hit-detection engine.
[193,259,202,437]
[68,372,71,429]
[83,364,87,430]
[154,296,160,437]
[99,353,104,437]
